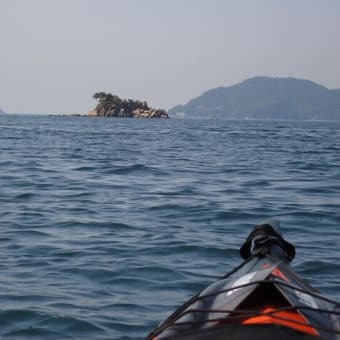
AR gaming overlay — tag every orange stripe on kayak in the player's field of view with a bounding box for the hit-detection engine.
[242,307,318,336]
[271,268,289,282]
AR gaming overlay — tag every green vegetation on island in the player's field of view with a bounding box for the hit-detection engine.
[90,92,169,118]
[168,77,340,120]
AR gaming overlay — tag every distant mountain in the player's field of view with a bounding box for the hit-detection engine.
[168,77,340,120]
[0,107,5,114]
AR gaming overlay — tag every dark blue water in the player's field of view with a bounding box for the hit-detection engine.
[0,114,340,339]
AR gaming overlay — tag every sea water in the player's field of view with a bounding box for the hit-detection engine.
[0,114,340,339]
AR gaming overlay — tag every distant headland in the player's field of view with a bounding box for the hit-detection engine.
[168,77,340,120]
[88,93,169,119]
[0,107,5,114]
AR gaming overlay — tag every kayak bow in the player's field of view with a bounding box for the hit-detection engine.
[147,221,340,339]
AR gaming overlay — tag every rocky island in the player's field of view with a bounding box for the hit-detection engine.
[89,92,169,118]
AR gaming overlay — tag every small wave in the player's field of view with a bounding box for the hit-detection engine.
[215,210,262,222]
[118,265,185,283]
[4,327,68,339]
[13,192,36,200]
[1,312,103,338]
[51,220,139,232]
[0,237,12,242]
[148,203,189,212]
[0,310,63,339]
[73,166,97,172]
[103,163,168,176]
[0,309,43,323]
[17,229,50,238]
[37,316,104,335]
[63,267,116,282]
[296,260,340,275]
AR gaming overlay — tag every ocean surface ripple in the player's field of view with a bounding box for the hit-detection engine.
[0,115,340,339]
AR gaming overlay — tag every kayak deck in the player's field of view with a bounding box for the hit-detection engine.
[147,222,340,339]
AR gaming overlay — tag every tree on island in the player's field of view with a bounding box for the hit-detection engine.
[93,92,151,117]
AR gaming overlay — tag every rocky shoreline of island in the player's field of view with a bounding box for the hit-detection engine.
[88,92,169,119]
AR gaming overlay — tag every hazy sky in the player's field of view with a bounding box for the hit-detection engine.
[1,0,340,114]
